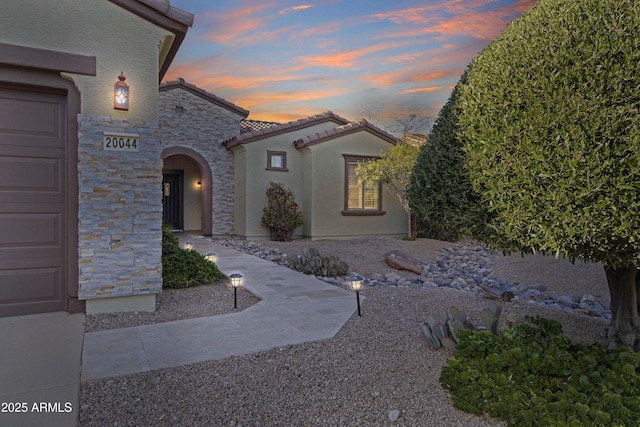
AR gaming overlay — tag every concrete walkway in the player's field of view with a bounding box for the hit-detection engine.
[81,235,358,381]
[0,312,84,427]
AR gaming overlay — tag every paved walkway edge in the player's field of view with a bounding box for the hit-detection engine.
[82,236,359,381]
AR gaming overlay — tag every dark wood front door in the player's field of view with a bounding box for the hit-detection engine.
[162,171,183,230]
[0,86,68,316]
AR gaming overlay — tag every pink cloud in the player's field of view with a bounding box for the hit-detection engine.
[296,41,409,69]
[372,0,537,41]
[279,4,313,14]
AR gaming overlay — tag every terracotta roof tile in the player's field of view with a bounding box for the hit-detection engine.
[293,119,398,148]
[160,78,249,118]
[240,119,280,133]
[223,111,349,149]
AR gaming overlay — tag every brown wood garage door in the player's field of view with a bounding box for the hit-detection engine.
[0,86,68,316]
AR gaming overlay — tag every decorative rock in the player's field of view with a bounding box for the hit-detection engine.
[211,237,611,320]
[384,253,422,274]
[388,409,400,422]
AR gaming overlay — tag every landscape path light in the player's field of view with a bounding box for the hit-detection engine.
[205,252,216,263]
[229,273,242,309]
[349,275,364,317]
[184,242,193,250]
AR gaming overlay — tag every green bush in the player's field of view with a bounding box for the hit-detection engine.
[261,182,303,242]
[440,316,640,426]
[161,227,222,289]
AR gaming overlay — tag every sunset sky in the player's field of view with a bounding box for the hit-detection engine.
[164,0,536,135]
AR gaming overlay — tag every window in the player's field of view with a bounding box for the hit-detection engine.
[342,155,385,216]
[267,150,288,171]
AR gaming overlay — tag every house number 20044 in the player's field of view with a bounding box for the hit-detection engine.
[103,133,139,152]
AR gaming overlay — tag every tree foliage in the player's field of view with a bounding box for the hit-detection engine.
[409,70,488,242]
[355,138,420,238]
[460,0,640,268]
[456,0,640,350]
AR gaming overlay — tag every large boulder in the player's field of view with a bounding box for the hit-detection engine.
[384,250,422,274]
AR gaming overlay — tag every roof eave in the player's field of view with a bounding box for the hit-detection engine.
[108,0,194,82]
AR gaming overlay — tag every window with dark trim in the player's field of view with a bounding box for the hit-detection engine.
[342,155,385,216]
[266,150,288,171]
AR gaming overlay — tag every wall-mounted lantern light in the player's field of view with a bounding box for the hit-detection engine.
[114,72,129,110]
[229,273,243,309]
[197,181,202,189]
[205,252,216,263]
[184,242,193,250]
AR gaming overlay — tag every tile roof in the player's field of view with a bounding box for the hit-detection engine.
[293,119,398,148]
[404,133,428,147]
[240,119,280,133]
[223,111,349,149]
[109,0,194,81]
[160,78,249,118]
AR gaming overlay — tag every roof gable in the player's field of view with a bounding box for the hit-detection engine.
[108,0,193,81]
[293,119,398,148]
[223,111,349,149]
[160,78,249,117]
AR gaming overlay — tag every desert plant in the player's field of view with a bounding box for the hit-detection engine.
[260,182,304,242]
[440,316,640,426]
[287,247,350,277]
[422,301,517,352]
[161,226,223,288]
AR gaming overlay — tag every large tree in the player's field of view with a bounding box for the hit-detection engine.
[456,0,640,349]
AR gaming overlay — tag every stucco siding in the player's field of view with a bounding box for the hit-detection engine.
[1,0,168,121]
[235,122,340,239]
[159,88,242,235]
[306,132,407,239]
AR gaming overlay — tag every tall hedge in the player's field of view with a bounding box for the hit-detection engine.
[456,0,640,349]
[408,71,498,243]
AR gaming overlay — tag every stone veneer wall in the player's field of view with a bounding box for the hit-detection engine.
[159,89,241,235]
[77,114,163,300]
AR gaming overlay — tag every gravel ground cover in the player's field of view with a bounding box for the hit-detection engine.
[80,236,611,426]
[85,282,260,332]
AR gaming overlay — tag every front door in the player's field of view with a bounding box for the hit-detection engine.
[162,171,183,230]
[0,85,68,316]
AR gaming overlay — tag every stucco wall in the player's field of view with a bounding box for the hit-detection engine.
[233,122,340,239]
[159,88,242,235]
[1,0,168,121]
[305,132,408,239]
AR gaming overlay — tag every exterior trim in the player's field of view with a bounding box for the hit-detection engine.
[266,150,288,171]
[160,79,249,117]
[107,0,194,81]
[224,111,350,149]
[0,64,82,314]
[294,119,398,149]
[162,146,213,236]
[342,154,385,216]
[0,43,96,76]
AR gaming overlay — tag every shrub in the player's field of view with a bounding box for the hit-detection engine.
[161,227,223,289]
[287,247,350,277]
[440,316,640,426]
[260,182,303,241]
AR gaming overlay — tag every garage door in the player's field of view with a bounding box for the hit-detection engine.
[0,86,68,316]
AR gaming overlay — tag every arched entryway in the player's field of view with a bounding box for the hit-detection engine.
[161,147,212,236]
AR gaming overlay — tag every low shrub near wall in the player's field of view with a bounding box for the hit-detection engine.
[162,227,223,288]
